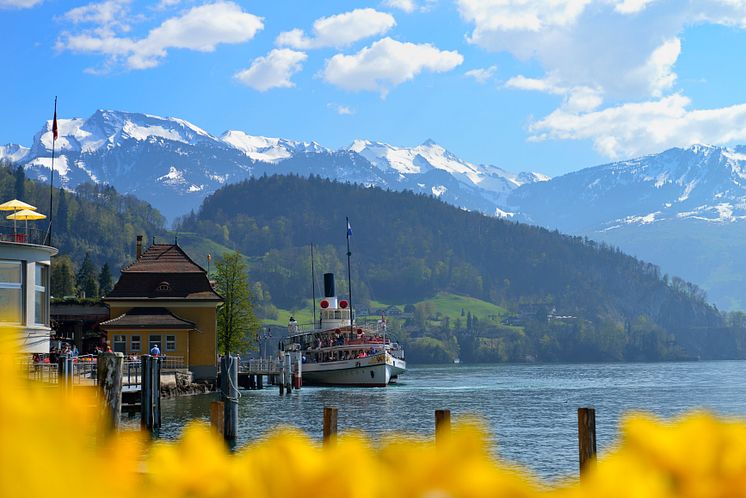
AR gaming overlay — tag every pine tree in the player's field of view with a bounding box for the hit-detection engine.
[56,188,69,232]
[14,165,24,200]
[98,263,113,297]
[51,255,76,298]
[76,253,99,298]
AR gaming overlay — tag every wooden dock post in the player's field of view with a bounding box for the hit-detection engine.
[141,355,162,431]
[210,400,225,435]
[97,352,124,431]
[323,406,338,446]
[140,355,152,429]
[257,374,263,389]
[152,357,161,428]
[578,407,597,475]
[435,409,451,444]
[221,355,239,441]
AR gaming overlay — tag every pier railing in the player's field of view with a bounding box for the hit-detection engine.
[23,354,187,388]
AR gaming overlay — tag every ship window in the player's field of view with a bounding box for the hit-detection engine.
[166,335,176,352]
[335,310,341,319]
[156,281,171,292]
[131,335,141,352]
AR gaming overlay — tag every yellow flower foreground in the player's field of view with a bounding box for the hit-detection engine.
[3,349,746,498]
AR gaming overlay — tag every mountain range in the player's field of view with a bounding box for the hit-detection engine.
[0,110,546,223]
[5,110,746,309]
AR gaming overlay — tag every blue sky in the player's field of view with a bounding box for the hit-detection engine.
[4,0,746,177]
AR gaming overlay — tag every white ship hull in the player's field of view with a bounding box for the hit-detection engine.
[302,352,406,387]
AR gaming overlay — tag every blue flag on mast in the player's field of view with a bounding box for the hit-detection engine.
[347,220,352,237]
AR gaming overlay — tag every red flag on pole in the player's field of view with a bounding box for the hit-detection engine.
[52,106,58,141]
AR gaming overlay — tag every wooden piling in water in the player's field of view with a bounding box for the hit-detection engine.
[140,355,161,430]
[210,400,224,435]
[435,409,451,444]
[578,407,597,475]
[323,406,338,446]
[221,355,239,441]
[97,352,124,431]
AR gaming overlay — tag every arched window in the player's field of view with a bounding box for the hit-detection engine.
[156,281,171,292]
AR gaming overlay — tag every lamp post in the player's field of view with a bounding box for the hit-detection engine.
[261,328,272,360]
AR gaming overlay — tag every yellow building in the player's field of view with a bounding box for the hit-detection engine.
[101,237,222,379]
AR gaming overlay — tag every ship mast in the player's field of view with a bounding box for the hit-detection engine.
[311,243,317,327]
[346,217,353,333]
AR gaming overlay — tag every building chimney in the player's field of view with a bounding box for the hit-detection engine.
[136,235,143,260]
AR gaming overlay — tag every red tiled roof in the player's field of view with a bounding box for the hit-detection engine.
[100,307,197,330]
[122,244,205,273]
[105,243,222,301]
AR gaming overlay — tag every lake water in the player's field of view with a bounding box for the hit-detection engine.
[151,361,746,481]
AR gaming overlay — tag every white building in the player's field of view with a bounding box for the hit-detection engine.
[0,240,57,353]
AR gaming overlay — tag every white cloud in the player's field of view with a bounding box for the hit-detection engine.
[0,0,42,8]
[528,94,746,158]
[276,8,395,50]
[235,49,307,91]
[322,37,463,95]
[465,65,496,83]
[58,1,263,70]
[382,0,416,12]
[505,75,565,94]
[614,0,656,14]
[458,1,746,157]
[327,103,354,115]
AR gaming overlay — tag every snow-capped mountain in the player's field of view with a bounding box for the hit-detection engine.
[0,110,546,222]
[506,144,746,310]
[508,144,746,232]
[349,139,547,209]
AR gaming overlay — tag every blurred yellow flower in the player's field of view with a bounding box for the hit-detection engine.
[4,341,746,498]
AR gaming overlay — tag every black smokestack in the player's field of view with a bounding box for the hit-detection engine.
[323,273,335,297]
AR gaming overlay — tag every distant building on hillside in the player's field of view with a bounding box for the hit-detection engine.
[101,236,223,380]
[0,238,57,354]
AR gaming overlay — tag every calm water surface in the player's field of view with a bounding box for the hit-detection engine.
[151,361,746,481]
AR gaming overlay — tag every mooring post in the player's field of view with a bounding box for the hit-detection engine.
[58,352,73,391]
[578,407,597,475]
[257,373,263,389]
[285,352,292,394]
[210,400,225,435]
[221,355,239,441]
[323,406,338,446]
[140,355,152,429]
[97,352,124,431]
[151,356,161,429]
[435,409,451,445]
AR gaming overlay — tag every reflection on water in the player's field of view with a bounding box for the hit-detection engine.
[155,361,746,481]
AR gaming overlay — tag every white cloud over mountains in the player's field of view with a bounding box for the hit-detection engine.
[235,49,307,91]
[276,8,395,49]
[529,94,746,159]
[457,0,746,158]
[322,37,463,96]
[58,1,263,70]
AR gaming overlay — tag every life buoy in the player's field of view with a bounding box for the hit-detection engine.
[339,300,348,309]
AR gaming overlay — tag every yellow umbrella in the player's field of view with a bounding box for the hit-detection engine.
[0,199,37,236]
[0,199,37,211]
[6,209,46,241]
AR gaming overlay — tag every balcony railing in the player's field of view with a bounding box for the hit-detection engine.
[0,222,49,246]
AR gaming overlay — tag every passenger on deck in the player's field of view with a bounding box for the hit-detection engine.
[288,316,298,334]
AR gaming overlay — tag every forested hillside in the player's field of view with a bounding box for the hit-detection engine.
[177,174,744,362]
[0,160,165,289]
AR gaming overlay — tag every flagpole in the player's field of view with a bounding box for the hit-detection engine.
[47,96,57,246]
[311,243,317,328]
[346,217,353,333]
